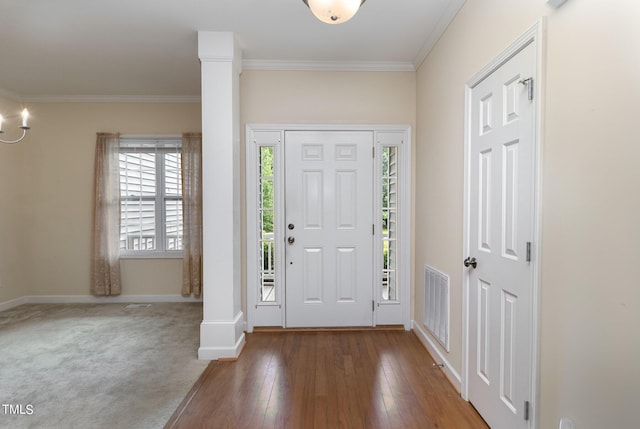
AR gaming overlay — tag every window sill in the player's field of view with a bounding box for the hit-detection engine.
[120,252,183,260]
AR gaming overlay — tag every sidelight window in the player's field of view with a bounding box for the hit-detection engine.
[259,146,276,302]
[381,146,398,301]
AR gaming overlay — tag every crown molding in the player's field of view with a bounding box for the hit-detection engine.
[413,0,466,69]
[0,88,23,102]
[17,94,201,103]
[242,59,415,72]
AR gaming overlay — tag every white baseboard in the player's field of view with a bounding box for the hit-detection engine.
[412,320,462,392]
[0,294,202,311]
[198,312,245,361]
[198,311,245,360]
[0,296,28,312]
[198,333,246,361]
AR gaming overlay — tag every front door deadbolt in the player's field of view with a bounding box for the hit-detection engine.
[464,257,477,269]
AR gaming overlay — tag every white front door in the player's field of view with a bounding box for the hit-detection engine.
[284,131,373,327]
[467,41,536,428]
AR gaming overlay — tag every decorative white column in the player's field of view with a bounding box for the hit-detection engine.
[197,32,244,360]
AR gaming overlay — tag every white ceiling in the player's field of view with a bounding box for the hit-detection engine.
[0,0,464,100]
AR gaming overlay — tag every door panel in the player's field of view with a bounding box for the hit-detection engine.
[303,247,323,302]
[468,41,535,429]
[303,171,323,228]
[336,247,356,301]
[285,131,373,327]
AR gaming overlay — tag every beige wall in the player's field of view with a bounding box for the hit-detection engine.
[241,70,416,125]
[0,97,30,303]
[415,0,640,428]
[16,102,201,297]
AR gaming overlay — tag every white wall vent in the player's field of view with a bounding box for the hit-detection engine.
[423,265,450,351]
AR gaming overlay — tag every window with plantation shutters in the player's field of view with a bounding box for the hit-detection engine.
[119,138,183,255]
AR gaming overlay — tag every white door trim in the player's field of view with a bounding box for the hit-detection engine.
[462,19,545,429]
[246,124,412,331]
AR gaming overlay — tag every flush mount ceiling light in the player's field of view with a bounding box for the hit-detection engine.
[302,0,366,24]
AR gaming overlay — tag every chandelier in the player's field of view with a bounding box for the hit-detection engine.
[302,0,366,24]
[0,109,30,144]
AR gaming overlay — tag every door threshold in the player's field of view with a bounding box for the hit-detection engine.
[252,325,404,333]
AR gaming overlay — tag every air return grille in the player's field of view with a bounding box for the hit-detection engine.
[423,265,450,351]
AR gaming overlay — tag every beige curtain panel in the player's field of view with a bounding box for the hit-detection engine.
[91,132,122,296]
[181,132,203,296]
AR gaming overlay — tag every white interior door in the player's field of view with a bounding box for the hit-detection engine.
[467,41,536,429]
[285,130,373,327]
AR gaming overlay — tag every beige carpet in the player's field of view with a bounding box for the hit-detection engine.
[0,302,208,429]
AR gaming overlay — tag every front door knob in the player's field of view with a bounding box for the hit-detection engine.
[464,257,477,269]
[287,236,295,245]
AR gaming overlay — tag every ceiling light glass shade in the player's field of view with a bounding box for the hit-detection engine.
[303,0,366,24]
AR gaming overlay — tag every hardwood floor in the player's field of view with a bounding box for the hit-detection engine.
[166,330,489,429]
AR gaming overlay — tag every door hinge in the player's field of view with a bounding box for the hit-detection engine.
[372,224,375,235]
[524,400,530,421]
[372,146,375,158]
[372,300,375,312]
[519,77,534,101]
[526,242,532,262]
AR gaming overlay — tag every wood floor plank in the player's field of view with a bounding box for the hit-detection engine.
[167,331,489,429]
